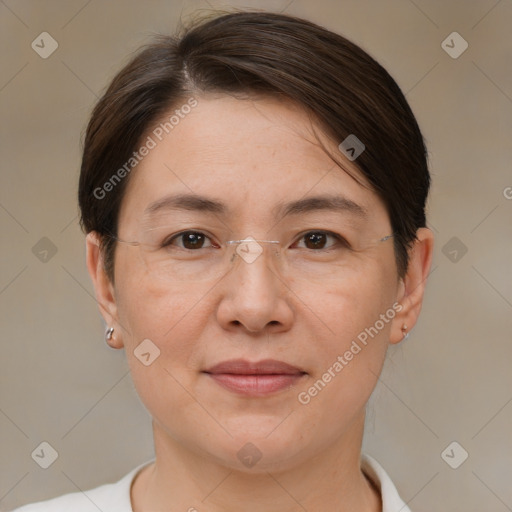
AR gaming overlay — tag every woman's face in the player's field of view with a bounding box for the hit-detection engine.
[97,94,407,471]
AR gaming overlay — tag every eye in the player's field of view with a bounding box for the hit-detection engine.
[293,231,349,250]
[163,231,216,250]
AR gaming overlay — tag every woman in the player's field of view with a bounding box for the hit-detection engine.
[14,10,433,512]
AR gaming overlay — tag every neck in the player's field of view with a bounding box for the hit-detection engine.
[131,412,381,512]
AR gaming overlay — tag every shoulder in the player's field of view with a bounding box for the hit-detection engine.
[9,460,154,512]
[361,453,412,512]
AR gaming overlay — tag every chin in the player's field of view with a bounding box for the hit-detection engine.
[202,422,311,473]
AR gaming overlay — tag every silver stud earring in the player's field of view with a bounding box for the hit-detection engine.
[401,324,409,340]
[105,327,114,341]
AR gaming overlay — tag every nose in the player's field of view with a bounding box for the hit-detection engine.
[215,240,294,335]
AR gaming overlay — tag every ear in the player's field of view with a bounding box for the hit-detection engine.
[390,228,434,344]
[86,232,124,349]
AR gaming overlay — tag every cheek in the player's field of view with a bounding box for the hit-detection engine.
[114,255,212,404]
[115,246,209,343]
[119,279,212,363]
[119,283,212,432]
[313,259,396,345]
[299,259,397,403]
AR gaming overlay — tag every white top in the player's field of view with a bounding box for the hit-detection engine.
[11,454,411,512]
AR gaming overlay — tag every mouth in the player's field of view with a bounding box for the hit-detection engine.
[203,359,308,397]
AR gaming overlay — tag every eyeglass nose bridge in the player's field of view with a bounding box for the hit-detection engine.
[225,236,281,265]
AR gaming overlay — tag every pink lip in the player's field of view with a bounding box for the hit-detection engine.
[203,359,307,397]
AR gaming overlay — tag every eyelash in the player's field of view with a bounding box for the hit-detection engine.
[163,230,350,251]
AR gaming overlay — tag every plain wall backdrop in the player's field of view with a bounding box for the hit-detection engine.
[1,1,511,511]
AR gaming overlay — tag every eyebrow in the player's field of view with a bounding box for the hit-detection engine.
[274,194,367,219]
[143,193,367,219]
[144,193,226,216]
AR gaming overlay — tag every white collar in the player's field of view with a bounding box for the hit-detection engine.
[361,454,412,512]
[15,454,411,511]
[124,454,411,512]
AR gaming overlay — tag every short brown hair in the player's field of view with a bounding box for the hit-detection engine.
[79,10,430,281]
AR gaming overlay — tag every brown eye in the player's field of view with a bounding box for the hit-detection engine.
[294,231,346,250]
[304,232,328,249]
[165,231,214,250]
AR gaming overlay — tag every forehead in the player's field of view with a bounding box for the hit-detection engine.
[118,94,389,230]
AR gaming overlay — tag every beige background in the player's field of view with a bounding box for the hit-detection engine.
[1,1,511,511]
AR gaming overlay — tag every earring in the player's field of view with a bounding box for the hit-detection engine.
[105,327,114,341]
[401,324,409,340]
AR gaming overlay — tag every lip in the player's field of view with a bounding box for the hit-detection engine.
[203,359,307,397]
